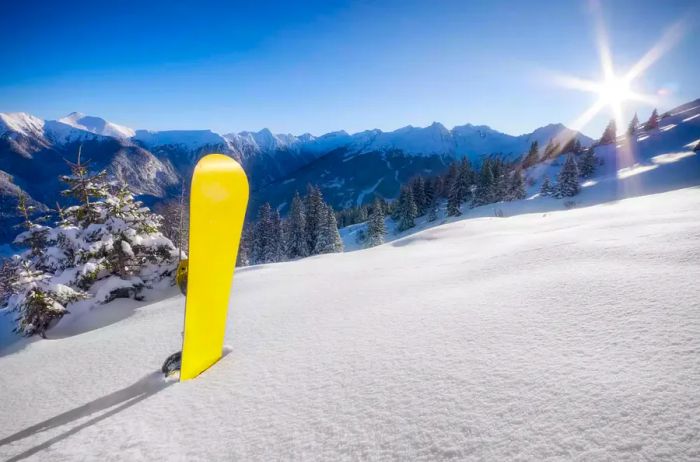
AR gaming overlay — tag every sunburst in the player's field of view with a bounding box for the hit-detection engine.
[552,1,686,134]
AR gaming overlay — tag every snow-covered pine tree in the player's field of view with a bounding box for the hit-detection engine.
[599,120,617,145]
[286,192,308,259]
[314,204,343,254]
[366,199,387,247]
[60,148,109,226]
[64,182,177,299]
[573,138,583,154]
[411,177,426,216]
[270,209,284,262]
[457,158,473,203]
[397,187,417,231]
[304,185,325,252]
[253,202,275,264]
[472,161,495,207]
[578,148,597,178]
[3,156,178,337]
[446,176,462,217]
[556,154,580,198]
[423,179,435,209]
[543,139,560,159]
[507,170,526,201]
[643,109,659,130]
[560,136,577,156]
[539,175,554,196]
[627,113,639,136]
[427,197,438,222]
[4,195,85,337]
[492,159,509,202]
[237,224,253,267]
[522,141,539,168]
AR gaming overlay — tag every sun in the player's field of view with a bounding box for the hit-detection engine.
[597,75,632,107]
[549,2,686,134]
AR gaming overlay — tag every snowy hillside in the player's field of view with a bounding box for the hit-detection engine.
[341,100,700,249]
[1,185,698,460]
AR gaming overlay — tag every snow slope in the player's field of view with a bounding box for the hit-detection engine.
[1,186,699,461]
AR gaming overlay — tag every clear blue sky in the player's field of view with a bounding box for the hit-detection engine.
[1,0,698,137]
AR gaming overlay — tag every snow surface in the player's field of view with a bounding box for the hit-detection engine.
[1,186,699,461]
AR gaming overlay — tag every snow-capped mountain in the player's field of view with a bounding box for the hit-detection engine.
[0,107,600,243]
[59,112,135,139]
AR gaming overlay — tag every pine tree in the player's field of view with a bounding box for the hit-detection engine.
[366,199,387,247]
[543,139,560,159]
[270,209,284,262]
[507,170,526,201]
[237,224,253,267]
[286,192,308,259]
[423,179,435,210]
[446,177,462,217]
[457,158,473,203]
[60,147,109,226]
[253,203,275,264]
[599,120,617,145]
[522,141,539,168]
[643,109,659,130]
[573,139,582,154]
[556,154,580,197]
[472,161,495,207]
[561,136,577,155]
[539,175,554,196]
[627,113,639,136]
[578,148,597,178]
[7,260,84,337]
[304,185,325,252]
[492,159,508,202]
[314,205,343,254]
[397,187,417,231]
[411,177,427,216]
[3,155,177,337]
[427,197,438,222]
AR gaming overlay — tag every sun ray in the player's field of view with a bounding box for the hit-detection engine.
[548,3,685,137]
[625,20,686,82]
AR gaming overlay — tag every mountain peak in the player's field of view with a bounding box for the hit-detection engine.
[0,112,45,137]
[58,112,135,139]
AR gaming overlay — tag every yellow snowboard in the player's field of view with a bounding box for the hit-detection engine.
[180,154,249,381]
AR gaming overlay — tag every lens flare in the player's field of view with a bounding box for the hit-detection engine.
[549,1,685,136]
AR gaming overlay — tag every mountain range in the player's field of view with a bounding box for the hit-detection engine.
[0,110,594,243]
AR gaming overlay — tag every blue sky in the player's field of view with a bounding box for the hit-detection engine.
[0,0,697,137]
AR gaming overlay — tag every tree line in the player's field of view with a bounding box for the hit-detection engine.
[237,185,343,266]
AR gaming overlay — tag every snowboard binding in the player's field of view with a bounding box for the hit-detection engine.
[162,351,182,377]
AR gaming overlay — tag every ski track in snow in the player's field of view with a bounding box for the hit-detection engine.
[1,187,700,461]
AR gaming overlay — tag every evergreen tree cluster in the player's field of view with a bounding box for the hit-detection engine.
[2,152,178,337]
[240,185,343,265]
[388,156,526,232]
[539,149,599,199]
